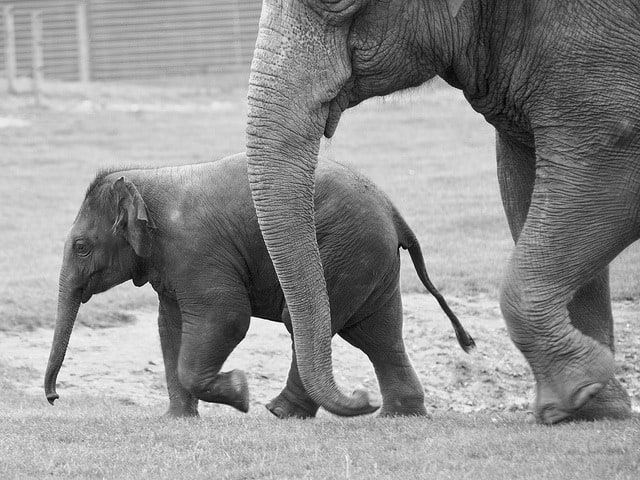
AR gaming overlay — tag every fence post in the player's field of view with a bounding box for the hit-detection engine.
[3,5,17,94]
[31,10,44,105]
[76,0,90,83]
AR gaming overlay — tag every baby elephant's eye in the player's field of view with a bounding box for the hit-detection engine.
[74,240,92,257]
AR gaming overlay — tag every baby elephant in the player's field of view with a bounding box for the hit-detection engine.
[45,153,474,418]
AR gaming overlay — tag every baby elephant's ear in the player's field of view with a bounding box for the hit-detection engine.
[112,176,156,257]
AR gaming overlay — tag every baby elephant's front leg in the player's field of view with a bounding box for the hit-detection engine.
[183,369,250,412]
[158,295,198,417]
[178,304,251,413]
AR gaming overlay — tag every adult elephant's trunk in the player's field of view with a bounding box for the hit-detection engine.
[44,270,82,405]
[246,0,378,416]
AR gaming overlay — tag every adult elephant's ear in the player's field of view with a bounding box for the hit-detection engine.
[112,176,156,257]
[447,0,467,16]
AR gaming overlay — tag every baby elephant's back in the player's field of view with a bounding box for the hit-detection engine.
[314,159,401,256]
[209,154,405,322]
[313,160,404,317]
[211,154,403,286]
[208,155,402,260]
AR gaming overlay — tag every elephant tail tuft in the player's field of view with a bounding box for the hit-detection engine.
[396,211,476,353]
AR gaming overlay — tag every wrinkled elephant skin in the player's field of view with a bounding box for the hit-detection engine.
[44,153,474,418]
[245,0,638,423]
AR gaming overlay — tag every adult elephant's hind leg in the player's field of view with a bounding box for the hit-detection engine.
[340,289,427,417]
[500,157,638,424]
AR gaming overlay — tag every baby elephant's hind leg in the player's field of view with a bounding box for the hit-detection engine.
[340,290,427,417]
[267,307,320,418]
[267,349,320,419]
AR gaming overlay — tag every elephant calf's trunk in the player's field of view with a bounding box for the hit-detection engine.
[44,382,59,405]
[44,286,82,404]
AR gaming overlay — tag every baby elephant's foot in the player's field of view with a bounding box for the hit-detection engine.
[218,369,250,413]
[379,396,428,418]
[266,390,319,419]
[164,400,199,418]
[184,369,250,412]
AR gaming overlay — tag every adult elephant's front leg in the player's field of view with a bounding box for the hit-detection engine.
[566,271,631,420]
[497,134,632,421]
[500,166,637,423]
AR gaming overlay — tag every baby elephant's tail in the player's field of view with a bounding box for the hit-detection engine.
[397,216,476,353]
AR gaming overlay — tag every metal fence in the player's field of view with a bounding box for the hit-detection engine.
[0,0,262,82]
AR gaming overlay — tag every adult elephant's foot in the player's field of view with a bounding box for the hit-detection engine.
[572,377,632,421]
[502,291,617,424]
[533,342,616,424]
[266,389,319,419]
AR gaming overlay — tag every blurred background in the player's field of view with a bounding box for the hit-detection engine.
[0,0,260,83]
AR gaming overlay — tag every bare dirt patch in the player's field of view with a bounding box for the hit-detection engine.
[3,294,638,418]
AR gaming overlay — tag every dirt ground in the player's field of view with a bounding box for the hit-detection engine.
[3,293,638,418]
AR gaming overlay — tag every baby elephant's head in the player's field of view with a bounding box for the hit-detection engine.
[45,174,155,404]
[63,175,155,302]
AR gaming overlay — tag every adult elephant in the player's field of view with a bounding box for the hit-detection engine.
[245,0,639,423]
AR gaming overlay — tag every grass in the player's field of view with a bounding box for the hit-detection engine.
[1,384,639,479]
[2,74,640,331]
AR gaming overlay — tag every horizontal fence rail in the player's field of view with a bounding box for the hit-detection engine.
[0,0,262,81]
